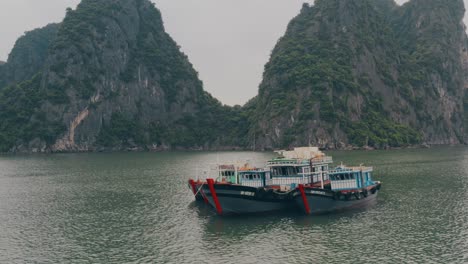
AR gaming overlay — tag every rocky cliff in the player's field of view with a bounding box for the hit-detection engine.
[0,24,59,90]
[250,0,468,149]
[1,0,467,152]
[0,0,246,152]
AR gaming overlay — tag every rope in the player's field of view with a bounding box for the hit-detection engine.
[194,181,205,196]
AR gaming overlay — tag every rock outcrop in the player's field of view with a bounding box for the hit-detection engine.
[1,0,467,152]
[0,0,247,152]
[0,24,59,90]
[249,0,468,149]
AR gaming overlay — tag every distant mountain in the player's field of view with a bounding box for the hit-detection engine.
[249,0,468,149]
[0,0,247,152]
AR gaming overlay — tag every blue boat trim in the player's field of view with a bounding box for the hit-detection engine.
[188,147,382,215]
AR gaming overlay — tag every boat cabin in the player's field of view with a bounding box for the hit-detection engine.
[329,166,375,190]
[266,155,333,189]
[218,165,237,184]
[238,169,268,187]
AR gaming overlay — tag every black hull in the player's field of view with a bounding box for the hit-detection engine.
[294,185,380,214]
[197,180,382,216]
[188,180,207,202]
[202,184,292,215]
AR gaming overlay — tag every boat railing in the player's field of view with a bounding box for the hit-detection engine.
[331,179,358,190]
[267,160,308,166]
[266,177,310,186]
[329,166,373,174]
[240,180,266,188]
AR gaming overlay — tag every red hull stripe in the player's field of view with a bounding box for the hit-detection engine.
[298,184,311,214]
[207,178,223,215]
[201,190,209,204]
[189,179,197,195]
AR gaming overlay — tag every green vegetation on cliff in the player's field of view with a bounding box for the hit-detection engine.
[0,23,59,89]
[0,74,65,151]
[0,0,249,152]
[0,0,466,152]
[252,0,467,149]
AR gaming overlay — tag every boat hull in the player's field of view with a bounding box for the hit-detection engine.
[202,184,292,215]
[294,184,381,214]
[188,180,208,202]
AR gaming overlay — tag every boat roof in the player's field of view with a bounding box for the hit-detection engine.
[267,158,310,166]
[238,169,266,174]
[268,146,333,166]
[218,164,235,170]
[275,147,325,160]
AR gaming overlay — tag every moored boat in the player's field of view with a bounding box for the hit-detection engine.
[202,167,293,215]
[188,164,238,203]
[294,165,382,214]
[200,147,336,215]
[188,147,382,216]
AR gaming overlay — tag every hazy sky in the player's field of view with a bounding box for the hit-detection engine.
[0,0,467,105]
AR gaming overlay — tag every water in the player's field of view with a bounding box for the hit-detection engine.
[0,147,467,263]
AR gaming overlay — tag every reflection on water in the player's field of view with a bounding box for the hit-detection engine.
[0,147,467,263]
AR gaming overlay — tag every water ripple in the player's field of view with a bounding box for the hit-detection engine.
[0,148,467,263]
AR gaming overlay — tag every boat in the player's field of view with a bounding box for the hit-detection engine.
[294,165,382,215]
[188,164,237,203]
[202,166,294,215]
[188,147,381,215]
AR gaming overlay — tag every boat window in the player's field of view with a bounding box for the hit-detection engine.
[272,167,278,176]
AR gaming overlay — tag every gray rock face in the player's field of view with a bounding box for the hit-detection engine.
[0,24,59,89]
[36,0,211,151]
[250,0,468,149]
[0,0,241,153]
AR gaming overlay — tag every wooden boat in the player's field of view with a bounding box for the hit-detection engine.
[188,147,381,215]
[294,165,381,214]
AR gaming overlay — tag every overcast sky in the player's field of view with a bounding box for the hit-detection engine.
[0,0,467,105]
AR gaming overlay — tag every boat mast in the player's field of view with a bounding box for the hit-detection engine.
[320,164,324,189]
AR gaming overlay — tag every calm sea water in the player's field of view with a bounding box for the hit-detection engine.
[0,147,467,263]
